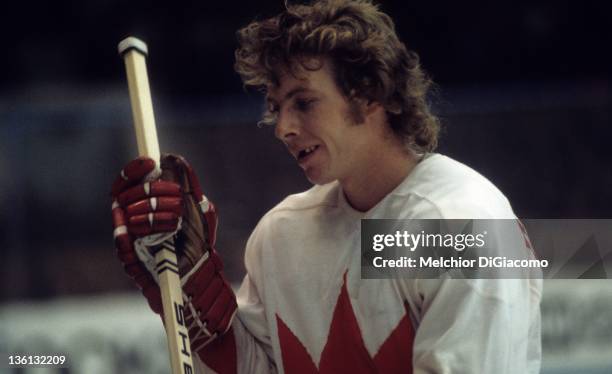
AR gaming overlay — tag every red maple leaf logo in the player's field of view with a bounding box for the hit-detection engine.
[277,272,414,373]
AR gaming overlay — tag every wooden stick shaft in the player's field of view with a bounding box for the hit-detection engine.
[123,50,161,163]
[120,39,195,374]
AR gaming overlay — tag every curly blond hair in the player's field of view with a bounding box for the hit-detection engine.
[235,0,439,152]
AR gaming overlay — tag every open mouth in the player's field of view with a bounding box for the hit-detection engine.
[297,145,320,160]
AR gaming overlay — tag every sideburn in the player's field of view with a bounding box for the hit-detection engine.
[347,97,366,125]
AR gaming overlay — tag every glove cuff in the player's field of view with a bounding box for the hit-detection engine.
[180,250,210,287]
[180,250,237,352]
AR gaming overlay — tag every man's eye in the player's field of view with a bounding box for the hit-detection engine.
[294,98,315,112]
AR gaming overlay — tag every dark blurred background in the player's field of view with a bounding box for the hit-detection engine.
[1,0,610,301]
[0,1,611,372]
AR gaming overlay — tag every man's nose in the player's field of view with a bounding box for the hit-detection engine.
[274,111,299,141]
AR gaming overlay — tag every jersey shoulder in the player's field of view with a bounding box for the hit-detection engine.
[392,153,516,219]
[246,181,340,242]
[243,182,341,269]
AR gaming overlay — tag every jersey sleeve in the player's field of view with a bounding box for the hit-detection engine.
[399,277,541,374]
[194,220,278,374]
[397,198,542,373]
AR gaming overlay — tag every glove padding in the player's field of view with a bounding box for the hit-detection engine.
[111,155,237,351]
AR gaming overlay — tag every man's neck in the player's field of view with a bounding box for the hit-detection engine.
[341,146,420,212]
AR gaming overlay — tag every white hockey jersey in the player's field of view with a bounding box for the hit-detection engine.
[195,153,542,374]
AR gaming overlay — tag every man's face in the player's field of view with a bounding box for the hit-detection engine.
[266,58,379,185]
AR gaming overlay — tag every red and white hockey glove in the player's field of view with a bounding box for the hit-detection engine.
[111,155,237,352]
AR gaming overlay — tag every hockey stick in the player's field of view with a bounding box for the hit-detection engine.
[118,36,195,374]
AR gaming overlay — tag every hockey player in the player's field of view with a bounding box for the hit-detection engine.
[111,0,542,373]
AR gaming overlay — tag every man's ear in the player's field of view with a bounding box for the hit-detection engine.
[364,99,384,116]
[361,99,385,125]
[347,92,384,124]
